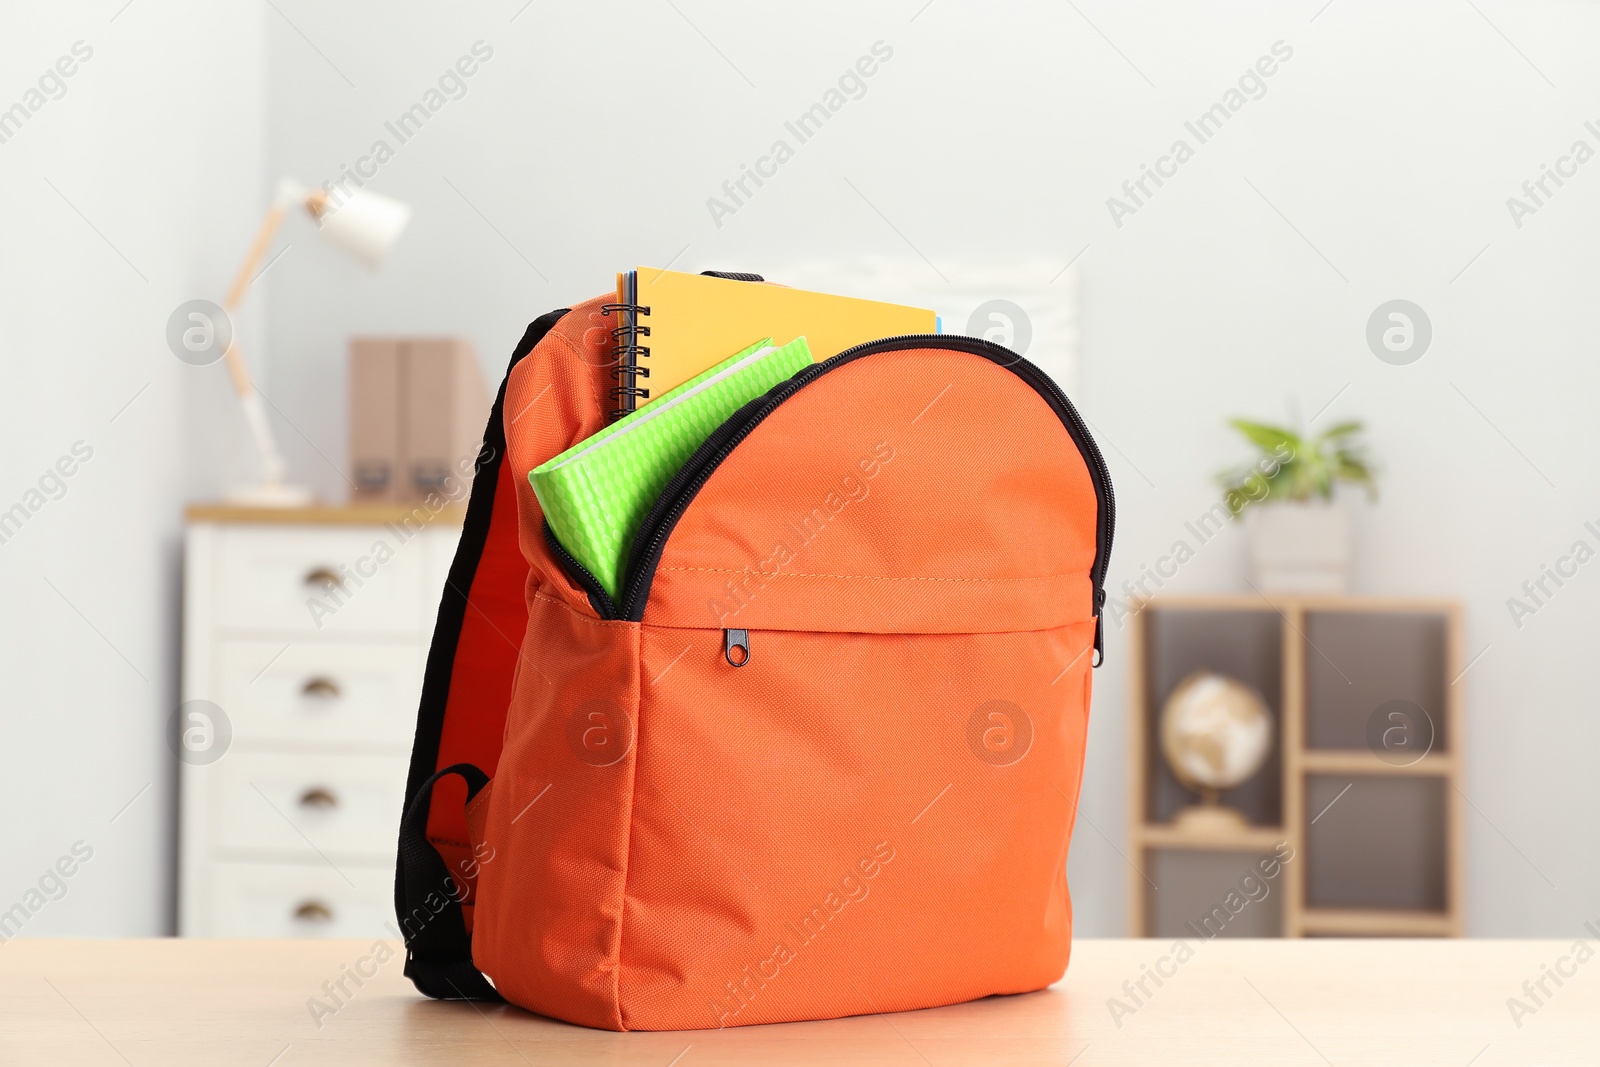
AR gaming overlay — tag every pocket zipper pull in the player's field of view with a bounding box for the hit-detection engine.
[724,629,750,667]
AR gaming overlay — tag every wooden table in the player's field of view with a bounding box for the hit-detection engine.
[2,939,1592,1064]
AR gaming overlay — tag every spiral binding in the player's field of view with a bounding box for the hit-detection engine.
[600,302,651,421]
[599,273,764,421]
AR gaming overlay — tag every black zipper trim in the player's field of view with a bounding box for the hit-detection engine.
[542,520,618,619]
[613,334,1116,646]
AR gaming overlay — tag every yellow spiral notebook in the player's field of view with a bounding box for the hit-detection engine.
[607,268,934,419]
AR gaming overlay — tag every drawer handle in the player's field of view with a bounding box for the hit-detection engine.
[298,787,339,810]
[302,677,342,700]
[293,899,334,923]
[303,566,344,590]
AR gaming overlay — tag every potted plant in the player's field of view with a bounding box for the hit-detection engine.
[1218,418,1377,592]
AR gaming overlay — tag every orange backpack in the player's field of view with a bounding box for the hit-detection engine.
[395,274,1114,1030]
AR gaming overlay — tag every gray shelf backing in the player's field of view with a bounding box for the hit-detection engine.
[1303,610,1449,753]
[1304,774,1448,911]
[1145,849,1287,939]
[1143,608,1284,826]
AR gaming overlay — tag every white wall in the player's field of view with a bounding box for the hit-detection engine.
[259,0,1600,937]
[0,0,265,935]
[6,0,1596,937]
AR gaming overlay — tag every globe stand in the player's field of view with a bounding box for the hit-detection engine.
[1171,789,1251,834]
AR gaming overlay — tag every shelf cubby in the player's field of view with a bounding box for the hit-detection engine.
[1144,848,1286,939]
[1305,774,1449,912]
[1127,595,1464,938]
[1139,606,1284,828]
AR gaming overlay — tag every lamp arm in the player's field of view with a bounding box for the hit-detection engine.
[218,182,314,488]
[219,202,287,400]
[224,200,289,312]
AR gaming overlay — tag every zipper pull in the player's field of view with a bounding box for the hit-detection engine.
[724,629,750,667]
[1092,588,1106,668]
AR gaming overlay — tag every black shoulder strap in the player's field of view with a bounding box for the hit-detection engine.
[395,310,567,1001]
[701,270,764,281]
[396,763,499,1000]
[398,309,567,818]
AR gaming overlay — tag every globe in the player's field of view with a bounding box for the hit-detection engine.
[1159,672,1273,802]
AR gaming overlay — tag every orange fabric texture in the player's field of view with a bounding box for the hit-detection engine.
[459,296,1102,1030]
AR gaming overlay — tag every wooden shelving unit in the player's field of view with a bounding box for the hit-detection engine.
[1127,594,1465,938]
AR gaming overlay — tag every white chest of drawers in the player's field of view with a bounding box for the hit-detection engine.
[179,504,463,937]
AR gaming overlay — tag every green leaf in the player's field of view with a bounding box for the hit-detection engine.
[1229,418,1301,456]
[1318,420,1365,440]
[1335,456,1373,479]
[1222,414,1378,509]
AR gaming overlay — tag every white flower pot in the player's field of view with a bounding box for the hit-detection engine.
[1244,500,1352,593]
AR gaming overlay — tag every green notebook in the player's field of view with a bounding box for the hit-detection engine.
[531,336,813,601]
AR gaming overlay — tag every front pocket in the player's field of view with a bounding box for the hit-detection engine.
[622,335,1112,630]
[543,335,1112,639]
[617,618,1095,1030]
[625,338,1107,641]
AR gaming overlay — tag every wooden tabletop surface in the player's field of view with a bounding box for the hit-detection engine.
[1,938,1591,1065]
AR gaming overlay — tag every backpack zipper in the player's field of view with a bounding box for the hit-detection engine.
[542,520,619,619]
[615,335,1116,660]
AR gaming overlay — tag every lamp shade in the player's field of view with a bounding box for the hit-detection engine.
[315,188,412,269]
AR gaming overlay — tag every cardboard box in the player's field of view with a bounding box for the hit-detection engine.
[349,339,401,500]
[348,337,489,503]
